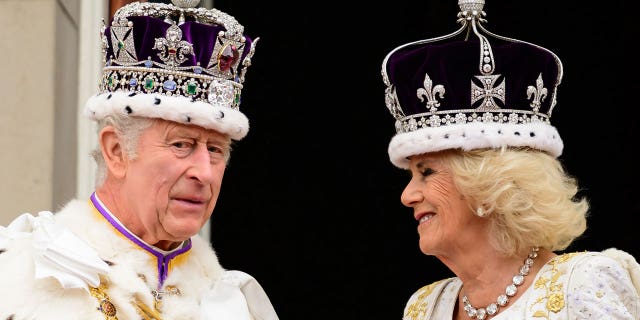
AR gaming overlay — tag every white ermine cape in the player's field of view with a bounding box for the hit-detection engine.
[0,198,279,320]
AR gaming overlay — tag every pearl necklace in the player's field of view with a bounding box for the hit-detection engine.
[462,247,539,320]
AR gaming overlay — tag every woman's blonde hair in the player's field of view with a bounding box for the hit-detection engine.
[445,147,588,256]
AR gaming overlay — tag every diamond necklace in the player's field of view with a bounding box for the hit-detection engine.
[461,247,539,320]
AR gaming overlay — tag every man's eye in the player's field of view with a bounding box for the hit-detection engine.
[172,141,192,150]
[207,145,224,154]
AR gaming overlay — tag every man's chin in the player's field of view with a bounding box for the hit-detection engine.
[174,223,206,237]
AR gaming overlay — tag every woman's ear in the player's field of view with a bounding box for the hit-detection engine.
[99,126,127,179]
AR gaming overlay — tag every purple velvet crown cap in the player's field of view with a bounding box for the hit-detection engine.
[387,39,560,120]
[84,1,259,141]
[381,0,564,169]
[103,16,254,73]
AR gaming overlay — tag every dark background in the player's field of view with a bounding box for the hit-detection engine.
[151,0,637,319]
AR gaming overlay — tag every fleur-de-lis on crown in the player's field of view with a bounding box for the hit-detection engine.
[154,23,193,69]
[417,73,445,112]
[526,73,547,113]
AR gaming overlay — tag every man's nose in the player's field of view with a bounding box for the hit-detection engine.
[187,144,216,184]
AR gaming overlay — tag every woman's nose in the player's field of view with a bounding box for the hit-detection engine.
[400,180,423,207]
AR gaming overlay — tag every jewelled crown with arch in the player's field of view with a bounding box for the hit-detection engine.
[381,0,564,168]
[84,0,259,141]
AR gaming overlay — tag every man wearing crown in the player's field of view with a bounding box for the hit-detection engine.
[380,1,639,319]
[0,1,279,319]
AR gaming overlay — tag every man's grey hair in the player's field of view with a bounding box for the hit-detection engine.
[91,114,154,186]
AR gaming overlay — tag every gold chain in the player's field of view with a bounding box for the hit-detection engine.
[89,284,118,320]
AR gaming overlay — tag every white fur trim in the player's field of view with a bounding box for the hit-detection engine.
[84,92,249,140]
[388,121,563,169]
[0,199,279,319]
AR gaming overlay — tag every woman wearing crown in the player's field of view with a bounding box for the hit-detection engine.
[380,1,640,319]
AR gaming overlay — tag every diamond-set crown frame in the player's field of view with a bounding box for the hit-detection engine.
[99,1,259,110]
[112,1,245,40]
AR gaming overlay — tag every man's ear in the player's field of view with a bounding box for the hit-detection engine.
[99,126,127,179]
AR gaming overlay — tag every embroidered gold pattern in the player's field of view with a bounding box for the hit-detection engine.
[405,300,427,320]
[530,252,582,319]
[89,284,118,319]
[545,293,564,313]
[404,280,444,320]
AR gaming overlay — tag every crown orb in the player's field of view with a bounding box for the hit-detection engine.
[171,0,201,8]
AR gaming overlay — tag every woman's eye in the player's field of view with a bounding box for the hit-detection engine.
[420,168,435,177]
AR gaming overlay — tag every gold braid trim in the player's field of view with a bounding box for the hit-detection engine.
[89,281,163,320]
[133,294,163,320]
[89,277,177,320]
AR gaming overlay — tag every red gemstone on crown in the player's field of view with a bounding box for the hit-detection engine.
[168,47,177,55]
[218,44,239,72]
